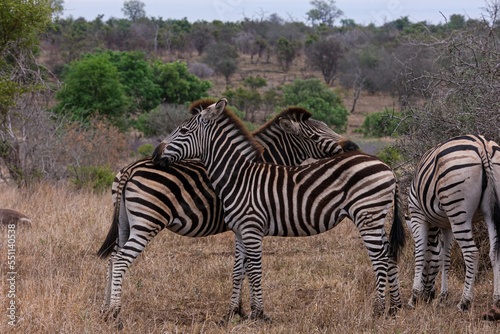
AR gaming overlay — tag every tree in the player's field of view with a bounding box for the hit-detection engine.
[106,50,162,112]
[202,42,239,84]
[151,60,212,104]
[0,0,57,183]
[276,37,301,72]
[282,78,349,132]
[305,34,344,85]
[54,53,131,129]
[306,0,343,27]
[122,0,146,21]
[189,21,214,55]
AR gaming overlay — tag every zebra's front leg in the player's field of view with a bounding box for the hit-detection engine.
[242,228,270,322]
[221,234,248,325]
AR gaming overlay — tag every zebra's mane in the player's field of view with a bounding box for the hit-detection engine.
[189,98,264,160]
[252,106,312,136]
[189,98,217,115]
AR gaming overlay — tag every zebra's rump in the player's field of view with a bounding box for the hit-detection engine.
[119,158,229,237]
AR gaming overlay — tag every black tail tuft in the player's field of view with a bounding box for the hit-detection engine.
[492,188,500,257]
[97,206,119,259]
[389,183,406,262]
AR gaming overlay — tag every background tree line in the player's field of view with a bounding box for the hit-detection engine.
[1,0,499,189]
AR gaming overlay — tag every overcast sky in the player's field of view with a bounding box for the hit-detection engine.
[62,0,486,26]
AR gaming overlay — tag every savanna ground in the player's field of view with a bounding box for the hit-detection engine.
[1,184,499,333]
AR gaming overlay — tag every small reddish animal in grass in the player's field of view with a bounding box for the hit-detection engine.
[0,209,32,227]
[482,306,500,321]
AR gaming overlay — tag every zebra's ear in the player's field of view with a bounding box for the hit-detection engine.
[201,98,227,120]
[279,117,300,135]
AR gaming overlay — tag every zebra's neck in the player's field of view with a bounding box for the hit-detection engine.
[254,125,303,165]
[202,115,262,196]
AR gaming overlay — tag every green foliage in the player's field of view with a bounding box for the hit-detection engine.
[276,37,301,72]
[0,0,54,118]
[358,108,409,137]
[151,60,212,104]
[106,50,162,112]
[243,76,267,90]
[54,52,131,129]
[223,86,261,121]
[376,146,402,165]
[282,78,349,132]
[137,144,154,157]
[69,165,115,193]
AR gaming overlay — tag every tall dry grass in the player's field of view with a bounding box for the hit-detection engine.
[0,183,498,333]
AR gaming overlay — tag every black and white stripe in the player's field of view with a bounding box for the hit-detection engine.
[98,99,359,321]
[153,98,406,321]
[407,134,500,311]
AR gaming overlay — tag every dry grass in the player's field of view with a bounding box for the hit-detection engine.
[1,183,499,333]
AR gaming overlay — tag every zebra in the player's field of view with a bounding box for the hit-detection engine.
[98,99,360,322]
[152,98,406,322]
[407,134,500,312]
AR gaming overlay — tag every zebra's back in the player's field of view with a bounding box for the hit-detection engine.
[224,151,396,237]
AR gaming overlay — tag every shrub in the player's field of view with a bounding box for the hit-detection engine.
[137,143,154,157]
[69,165,115,193]
[133,103,191,137]
[358,108,410,138]
[282,78,349,132]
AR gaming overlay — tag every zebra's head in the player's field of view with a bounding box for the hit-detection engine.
[152,98,228,165]
[254,107,359,164]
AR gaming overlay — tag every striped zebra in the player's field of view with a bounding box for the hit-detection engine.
[407,134,500,311]
[98,99,359,322]
[152,98,406,321]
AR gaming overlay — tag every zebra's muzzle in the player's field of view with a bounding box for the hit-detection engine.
[152,142,167,165]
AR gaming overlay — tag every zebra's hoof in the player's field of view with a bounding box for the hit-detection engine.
[458,299,471,312]
[219,310,244,326]
[388,303,402,316]
[250,309,271,323]
[439,291,449,304]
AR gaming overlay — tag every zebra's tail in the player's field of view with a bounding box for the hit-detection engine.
[482,141,500,257]
[389,181,406,262]
[97,203,119,259]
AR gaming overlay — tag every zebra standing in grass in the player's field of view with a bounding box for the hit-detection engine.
[407,134,500,311]
[98,99,359,322]
[152,98,406,322]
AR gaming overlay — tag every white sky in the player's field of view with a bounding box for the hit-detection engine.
[62,0,486,25]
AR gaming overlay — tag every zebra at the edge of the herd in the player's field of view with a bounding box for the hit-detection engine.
[97,98,362,325]
[406,134,500,318]
[151,98,406,323]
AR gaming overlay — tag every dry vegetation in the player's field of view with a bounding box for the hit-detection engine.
[1,184,499,333]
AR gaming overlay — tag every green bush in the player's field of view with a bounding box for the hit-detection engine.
[358,108,410,137]
[69,165,115,193]
[282,78,349,132]
[137,144,154,157]
[376,146,402,165]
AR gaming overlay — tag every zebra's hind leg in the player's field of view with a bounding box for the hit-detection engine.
[450,221,479,311]
[422,226,441,303]
[438,228,453,304]
[358,226,391,316]
[101,229,160,325]
[408,218,430,308]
